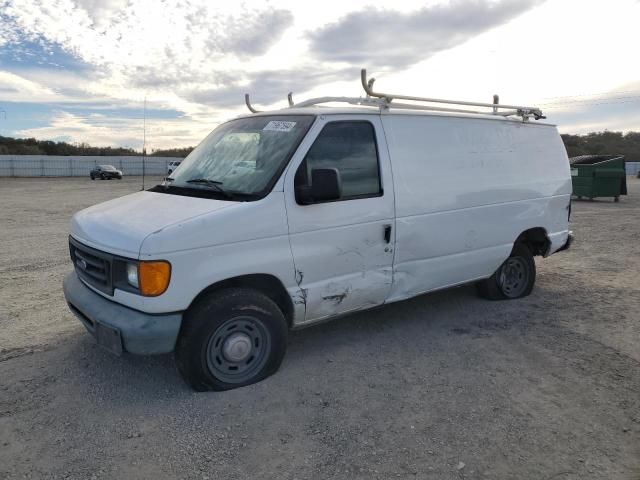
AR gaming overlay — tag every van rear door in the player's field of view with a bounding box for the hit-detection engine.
[284,115,395,324]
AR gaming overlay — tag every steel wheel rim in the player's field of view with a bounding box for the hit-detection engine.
[206,315,271,384]
[498,257,529,298]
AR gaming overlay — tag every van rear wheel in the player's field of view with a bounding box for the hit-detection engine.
[175,288,288,391]
[476,243,535,300]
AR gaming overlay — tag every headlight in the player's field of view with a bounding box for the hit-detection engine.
[115,260,171,296]
[126,262,139,288]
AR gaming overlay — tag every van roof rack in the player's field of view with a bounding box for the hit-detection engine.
[245,69,545,122]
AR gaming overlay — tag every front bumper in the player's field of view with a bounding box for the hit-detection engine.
[63,272,182,355]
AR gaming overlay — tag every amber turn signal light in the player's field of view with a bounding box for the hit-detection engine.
[138,261,171,296]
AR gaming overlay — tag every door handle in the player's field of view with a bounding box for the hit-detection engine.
[383,224,392,244]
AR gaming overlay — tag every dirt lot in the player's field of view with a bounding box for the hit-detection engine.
[1,176,639,480]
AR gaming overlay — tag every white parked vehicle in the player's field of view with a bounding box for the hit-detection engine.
[63,70,573,391]
[167,160,182,175]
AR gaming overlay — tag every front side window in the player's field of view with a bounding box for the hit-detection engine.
[295,121,381,201]
[162,115,314,200]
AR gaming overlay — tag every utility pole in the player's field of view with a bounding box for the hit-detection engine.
[141,96,146,191]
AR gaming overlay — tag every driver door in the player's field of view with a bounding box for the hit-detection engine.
[284,115,395,324]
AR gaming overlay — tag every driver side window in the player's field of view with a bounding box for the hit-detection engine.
[295,121,382,201]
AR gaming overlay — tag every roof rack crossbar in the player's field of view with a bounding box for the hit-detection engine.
[244,94,260,113]
[360,69,544,120]
[291,96,380,108]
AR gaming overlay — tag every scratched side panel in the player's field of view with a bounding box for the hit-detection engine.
[288,221,394,325]
[382,114,571,301]
[282,114,396,325]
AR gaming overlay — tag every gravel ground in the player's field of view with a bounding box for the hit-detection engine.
[1,176,639,480]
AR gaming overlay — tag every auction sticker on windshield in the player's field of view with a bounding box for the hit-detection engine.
[263,121,296,132]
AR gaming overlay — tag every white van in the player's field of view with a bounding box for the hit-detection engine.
[63,72,573,391]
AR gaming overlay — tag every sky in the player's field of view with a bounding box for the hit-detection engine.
[0,0,639,151]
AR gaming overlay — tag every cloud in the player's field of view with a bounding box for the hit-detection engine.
[205,9,294,58]
[544,85,640,134]
[2,0,638,149]
[1,1,295,88]
[0,0,300,139]
[15,111,145,147]
[307,0,544,69]
[0,10,21,47]
[72,0,129,30]
[0,71,59,101]
[184,66,357,108]
[14,110,214,149]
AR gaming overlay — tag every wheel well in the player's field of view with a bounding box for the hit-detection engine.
[514,228,550,256]
[189,274,294,328]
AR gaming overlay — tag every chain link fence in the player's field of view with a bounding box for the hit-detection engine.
[0,155,183,177]
[625,162,640,176]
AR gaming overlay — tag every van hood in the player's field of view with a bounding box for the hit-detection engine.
[70,191,235,257]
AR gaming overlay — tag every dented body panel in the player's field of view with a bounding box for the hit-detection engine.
[283,115,395,324]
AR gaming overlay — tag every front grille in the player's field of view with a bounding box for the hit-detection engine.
[69,237,114,295]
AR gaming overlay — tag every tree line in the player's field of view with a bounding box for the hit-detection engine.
[1,131,639,161]
[561,131,640,161]
[0,136,194,157]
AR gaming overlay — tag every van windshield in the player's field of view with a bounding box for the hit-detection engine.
[164,115,314,199]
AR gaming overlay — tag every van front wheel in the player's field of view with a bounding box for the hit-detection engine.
[175,288,288,391]
[476,244,535,300]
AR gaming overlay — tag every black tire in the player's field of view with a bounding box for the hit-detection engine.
[90,175,95,180]
[175,288,288,391]
[476,243,536,300]
[100,174,106,180]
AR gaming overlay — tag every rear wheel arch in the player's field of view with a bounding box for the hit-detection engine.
[514,227,550,256]
[477,243,536,300]
[187,274,295,328]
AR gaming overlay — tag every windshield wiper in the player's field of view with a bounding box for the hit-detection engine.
[185,178,233,199]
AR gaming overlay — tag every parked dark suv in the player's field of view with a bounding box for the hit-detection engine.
[90,165,123,180]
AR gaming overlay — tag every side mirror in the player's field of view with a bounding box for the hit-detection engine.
[296,168,342,204]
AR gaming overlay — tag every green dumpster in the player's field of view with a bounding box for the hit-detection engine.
[570,155,627,202]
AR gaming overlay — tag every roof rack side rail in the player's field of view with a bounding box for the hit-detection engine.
[360,69,544,120]
[291,96,382,108]
[288,95,520,116]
